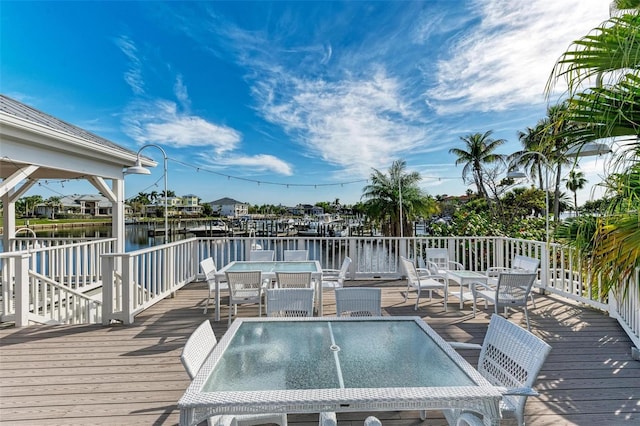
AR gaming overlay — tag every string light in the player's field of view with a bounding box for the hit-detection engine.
[3,155,461,200]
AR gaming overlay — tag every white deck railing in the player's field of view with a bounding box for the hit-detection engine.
[1,238,115,325]
[3,234,638,353]
[101,239,199,324]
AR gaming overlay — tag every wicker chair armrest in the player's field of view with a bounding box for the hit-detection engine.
[498,386,539,397]
[448,261,464,270]
[447,342,482,350]
[322,269,341,280]
[429,274,448,283]
[471,281,492,292]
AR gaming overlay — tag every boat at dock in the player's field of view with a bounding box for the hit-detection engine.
[187,219,231,236]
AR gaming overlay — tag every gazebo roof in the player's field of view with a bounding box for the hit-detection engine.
[0,94,155,181]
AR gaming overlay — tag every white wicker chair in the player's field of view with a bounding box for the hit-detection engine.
[400,256,448,311]
[442,314,552,426]
[266,288,315,317]
[335,287,382,317]
[200,257,228,315]
[424,248,463,275]
[321,257,351,289]
[471,272,537,330]
[283,249,308,261]
[275,271,313,288]
[249,249,275,261]
[226,270,266,324]
[486,255,540,308]
[180,320,288,426]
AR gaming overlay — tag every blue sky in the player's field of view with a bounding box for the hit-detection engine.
[1,0,612,206]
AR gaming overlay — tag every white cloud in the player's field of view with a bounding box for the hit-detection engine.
[123,99,242,154]
[426,0,609,114]
[214,154,294,176]
[115,35,145,95]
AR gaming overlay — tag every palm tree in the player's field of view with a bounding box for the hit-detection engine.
[450,131,505,199]
[566,169,587,216]
[543,103,578,223]
[546,3,640,298]
[361,160,437,237]
[45,196,62,219]
[513,122,551,190]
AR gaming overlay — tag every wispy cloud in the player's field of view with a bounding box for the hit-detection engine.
[426,0,608,114]
[115,35,145,95]
[174,74,191,112]
[116,35,296,174]
[254,69,430,177]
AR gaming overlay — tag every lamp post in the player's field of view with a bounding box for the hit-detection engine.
[398,179,404,238]
[507,151,551,294]
[124,144,169,242]
[507,152,550,246]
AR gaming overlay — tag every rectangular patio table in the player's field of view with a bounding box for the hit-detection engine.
[447,270,489,309]
[213,261,323,321]
[177,317,502,426]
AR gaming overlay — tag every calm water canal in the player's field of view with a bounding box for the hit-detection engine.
[2,224,178,252]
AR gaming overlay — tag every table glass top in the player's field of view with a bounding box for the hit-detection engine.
[448,270,486,278]
[203,320,475,392]
[224,261,320,273]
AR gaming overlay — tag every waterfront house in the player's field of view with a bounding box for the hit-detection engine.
[208,197,249,218]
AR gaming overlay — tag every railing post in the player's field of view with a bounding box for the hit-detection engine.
[14,253,30,327]
[101,254,115,325]
[121,254,134,324]
[167,245,176,297]
[540,243,549,294]
[347,238,357,280]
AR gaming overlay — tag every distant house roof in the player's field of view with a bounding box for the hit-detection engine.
[210,197,246,205]
[47,194,113,208]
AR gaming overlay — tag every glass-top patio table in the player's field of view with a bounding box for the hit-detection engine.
[178,317,502,426]
[213,261,323,321]
[447,270,489,309]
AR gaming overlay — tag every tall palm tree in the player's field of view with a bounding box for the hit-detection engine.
[361,160,437,237]
[566,169,587,216]
[450,131,506,199]
[513,122,552,190]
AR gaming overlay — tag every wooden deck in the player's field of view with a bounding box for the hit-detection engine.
[1,280,638,425]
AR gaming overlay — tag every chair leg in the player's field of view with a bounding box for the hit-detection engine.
[404,285,410,302]
[414,288,421,310]
[204,289,212,314]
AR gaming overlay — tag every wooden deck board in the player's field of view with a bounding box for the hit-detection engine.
[1,279,638,425]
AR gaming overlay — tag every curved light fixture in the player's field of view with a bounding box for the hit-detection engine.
[506,168,527,179]
[124,158,151,175]
[566,142,612,158]
[123,144,169,241]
